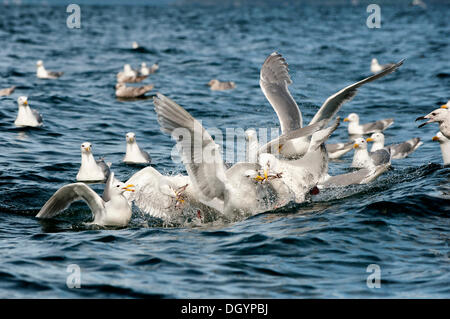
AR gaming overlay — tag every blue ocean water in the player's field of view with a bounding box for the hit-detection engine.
[0,1,449,298]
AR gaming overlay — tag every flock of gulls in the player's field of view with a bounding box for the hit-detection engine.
[2,49,449,228]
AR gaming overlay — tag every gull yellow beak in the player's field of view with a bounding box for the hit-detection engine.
[86,146,91,152]
[366,138,374,142]
[432,136,439,141]
[353,143,359,149]
[23,100,28,105]
[122,184,135,192]
[441,105,448,109]
[264,168,268,181]
[343,118,349,122]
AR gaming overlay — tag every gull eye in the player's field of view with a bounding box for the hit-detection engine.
[432,113,436,116]
[116,185,120,188]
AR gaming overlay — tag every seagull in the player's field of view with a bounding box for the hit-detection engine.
[14,96,43,128]
[132,41,139,49]
[325,141,354,159]
[351,137,391,169]
[416,106,450,139]
[115,83,154,98]
[117,64,147,83]
[344,113,394,136]
[256,118,341,203]
[123,132,151,164]
[432,132,450,165]
[36,172,135,227]
[0,86,15,96]
[366,132,422,159]
[36,60,63,79]
[76,142,111,182]
[152,93,309,217]
[140,62,159,76]
[208,79,236,91]
[259,52,403,158]
[370,58,396,74]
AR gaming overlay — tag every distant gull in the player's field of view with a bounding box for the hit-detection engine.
[14,96,43,128]
[344,113,394,136]
[115,82,154,98]
[432,132,450,165]
[411,0,427,9]
[351,137,391,169]
[259,52,403,158]
[117,64,148,83]
[76,142,111,182]
[416,106,450,139]
[36,60,63,79]
[370,58,396,74]
[367,132,422,159]
[36,172,135,227]
[123,132,152,164]
[0,86,15,96]
[132,41,139,49]
[325,141,354,159]
[140,62,159,76]
[208,79,236,91]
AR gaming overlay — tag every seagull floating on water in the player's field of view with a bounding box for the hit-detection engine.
[117,64,147,83]
[123,132,151,164]
[344,113,394,136]
[14,96,43,128]
[76,142,111,182]
[36,172,135,227]
[351,137,391,169]
[140,62,159,76]
[36,60,63,79]
[366,132,422,159]
[208,79,236,91]
[115,82,154,98]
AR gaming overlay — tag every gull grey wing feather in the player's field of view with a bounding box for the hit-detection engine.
[36,183,105,219]
[140,150,152,162]
[48,71,63,78]
[258,119,327,154]
[32,109,43,124]
[361,118,394,133]
[96,158,111,180]
[322,164,389,187]
[260,52,302,133]
[326,141,353,153]
[309,59,404,126]
[153,93,227,201]
[389,138,421,159]
[370,149,391,166]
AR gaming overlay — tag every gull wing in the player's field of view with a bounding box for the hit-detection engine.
[361,118,394,133]
[153,93,227,201]
[260,52,302,133]
[309,59,404,126]
[36,183,105,219]
[257,118,327,155]
[370,149,391,166]
[321,164,389,187]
